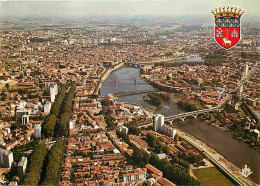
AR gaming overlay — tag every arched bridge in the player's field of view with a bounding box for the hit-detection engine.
[103,78,147,85]
[124,62,142,68]
[114,89,157,97]
[165,107,223,122]
[137,94,231,128]
[137,107,223,128]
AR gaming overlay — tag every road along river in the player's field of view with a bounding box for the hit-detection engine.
[100,66,260,183]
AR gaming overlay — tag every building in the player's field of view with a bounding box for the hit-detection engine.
[16,109,30,120]
[22,115,29,124]
[145,164,163,178]
[161,125,177,139]
[117,126,129,135]
[43,101,52,114]
[18,157,27,176]
[240,62,249,80]
[158,177,176,186]
[146,178,156,186]
[0,148,13,168]
[157,153,167,160]
[122,169,146,183]
[69,119,74,129]
[34,124,41,138]
[45,82,58,102]
[250,129,260,139]
[153,114,176,139]
[191,78,203,85]
[153,114,164,132]
[45,82,58,95]
[129,135,149,152]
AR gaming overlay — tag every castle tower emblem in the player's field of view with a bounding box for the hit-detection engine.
[211,6,245,49]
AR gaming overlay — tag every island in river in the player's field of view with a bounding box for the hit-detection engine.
[100,66,260,183]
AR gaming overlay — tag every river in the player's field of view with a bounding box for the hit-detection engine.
[100,67,260,183]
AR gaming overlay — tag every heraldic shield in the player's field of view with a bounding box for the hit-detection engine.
[212,6,245,49]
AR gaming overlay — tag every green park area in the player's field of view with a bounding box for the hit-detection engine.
[192,167,234,186]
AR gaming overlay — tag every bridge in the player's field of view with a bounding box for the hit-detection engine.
[137,94,231,129]
[137,62,259,129]
[114,89,157,97]
[103,78,147,85]
[166,107,223,122]
[134,62,258,185]
[124,62,142,68]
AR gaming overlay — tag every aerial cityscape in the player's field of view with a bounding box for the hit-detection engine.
[0,0,259,186]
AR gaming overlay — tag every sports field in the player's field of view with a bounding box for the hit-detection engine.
[192,167,234,186]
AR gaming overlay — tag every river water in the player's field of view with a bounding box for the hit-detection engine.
[100,67,260,183]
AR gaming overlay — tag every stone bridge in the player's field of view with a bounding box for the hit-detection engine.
[137,62,259,129]
[124,62,142,68]
[114,89,156,97]
[137,107,223,129]
[165,107,223,122]
[137,94,231,129]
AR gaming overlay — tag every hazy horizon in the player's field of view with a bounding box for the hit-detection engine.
[0,0,259,18]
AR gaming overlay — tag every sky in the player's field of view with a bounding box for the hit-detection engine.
[0,0,259,17]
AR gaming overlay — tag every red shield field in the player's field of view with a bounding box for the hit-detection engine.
[214,17,241,49]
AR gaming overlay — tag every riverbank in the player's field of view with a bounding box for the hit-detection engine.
[139,72,259,183]
[102,62,125,81]
[177,129,255,186]
[100,66,260,183]
[123,102,153,118]
[94,62,125,95]
[138,56,186,64]
[137,55,200,65]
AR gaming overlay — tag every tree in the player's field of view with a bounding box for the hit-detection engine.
[131,147,149,167]
[128,126,141,135]
[50,85,66,116]
[23,143,47,185]
[43,114,57,137]
[0,92,7,101]
[5,83,9,89]
[56,86,76,137]
[43,139,65,185]
[149,153,199,185]
[146,133,169,154]
[177,98,203,111]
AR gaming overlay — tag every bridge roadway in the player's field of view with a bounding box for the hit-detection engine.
[137,62,259,129]
[104,78,144,82]
[137,94,231,129]
[135,63,259,185]
[114,89,157,97]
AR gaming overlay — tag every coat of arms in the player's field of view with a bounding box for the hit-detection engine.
[212,6,245,49]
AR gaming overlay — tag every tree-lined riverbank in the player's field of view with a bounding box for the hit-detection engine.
[101,67,260,183]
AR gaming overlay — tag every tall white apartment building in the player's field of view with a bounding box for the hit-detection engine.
[0,148,13,168]
[153,114,176,139]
